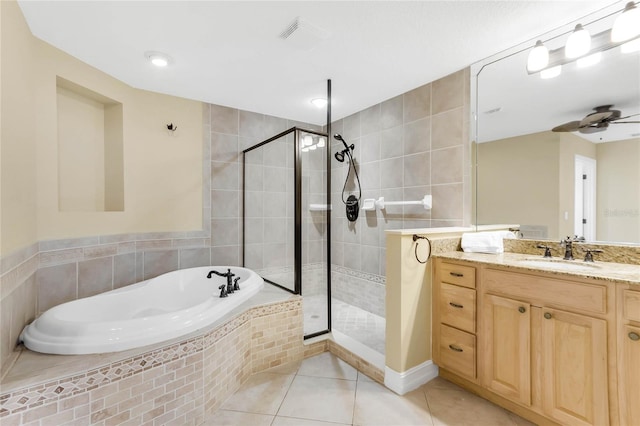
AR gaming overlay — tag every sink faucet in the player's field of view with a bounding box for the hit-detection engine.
[207,268,236,295]
[560,236,581,260]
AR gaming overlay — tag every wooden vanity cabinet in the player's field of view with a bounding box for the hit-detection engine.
[480,268,612,426]
[617,286,640,426]
[433,259,477,382]
[433,259,622,426]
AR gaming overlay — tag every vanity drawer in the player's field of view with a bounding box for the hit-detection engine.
[439,324,476,379]
[623,289,640,322]
[483,269,607,315]
[439,283,476,333]
[440,262,476,289]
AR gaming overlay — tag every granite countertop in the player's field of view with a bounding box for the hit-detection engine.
[435,251,640,286]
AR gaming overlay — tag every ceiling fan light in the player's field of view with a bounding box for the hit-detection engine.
[612,2,640,42]
[565,24,591,58]
[621,37,640,53]
[540,65,562,79]
[303,135,313,146]
[527,40,549,72]
[317,137,326,148]
[577,52,602,68]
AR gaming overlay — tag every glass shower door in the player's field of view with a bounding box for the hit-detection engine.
[243,131,296,292]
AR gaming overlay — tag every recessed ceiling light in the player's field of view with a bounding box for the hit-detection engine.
[145,51,172,67]
[310,98,328,108]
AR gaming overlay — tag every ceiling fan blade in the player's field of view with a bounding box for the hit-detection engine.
[580,111,614,126]
[579,125,607,134]
[610,121,640,124]
[552,121,582,132]
[611,113,640,121]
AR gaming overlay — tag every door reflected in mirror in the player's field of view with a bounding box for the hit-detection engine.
[474,4,640,244]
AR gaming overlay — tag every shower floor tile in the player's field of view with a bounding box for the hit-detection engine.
[303,295,385,355]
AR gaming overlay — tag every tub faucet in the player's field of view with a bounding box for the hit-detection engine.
[207,269,236,294]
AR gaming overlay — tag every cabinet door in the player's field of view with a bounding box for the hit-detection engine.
[541,308,608,426]
[619,324,640,426]
[481,294,531,406]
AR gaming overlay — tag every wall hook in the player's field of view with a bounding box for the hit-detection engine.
[166,123,178,134]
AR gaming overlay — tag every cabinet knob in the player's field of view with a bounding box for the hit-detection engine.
[449,302,464,309]
[544,312,552,320]
[630,332,640,341]
[449,272,464,277]
[448,344,463,352]
[518,306,526,313]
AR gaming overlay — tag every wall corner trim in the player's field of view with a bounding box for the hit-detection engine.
[384,360,438,395]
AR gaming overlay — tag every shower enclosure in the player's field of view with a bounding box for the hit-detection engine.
[242,127,330,338]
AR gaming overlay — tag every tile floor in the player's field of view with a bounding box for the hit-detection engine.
[205,352,535,426]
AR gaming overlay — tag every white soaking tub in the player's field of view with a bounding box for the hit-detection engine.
[20,266,264,355]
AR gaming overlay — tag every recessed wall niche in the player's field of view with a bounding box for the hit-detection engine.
[56,77,124,211]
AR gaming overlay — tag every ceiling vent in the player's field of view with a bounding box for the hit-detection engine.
[279,17,330,51]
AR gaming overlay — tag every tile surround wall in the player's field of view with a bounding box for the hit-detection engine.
[330,68,472,318]
[0,299,328,425]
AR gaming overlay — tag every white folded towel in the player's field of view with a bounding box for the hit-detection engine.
[461,231,516,254]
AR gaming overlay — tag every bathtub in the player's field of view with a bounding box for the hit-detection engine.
[20,266,264,355]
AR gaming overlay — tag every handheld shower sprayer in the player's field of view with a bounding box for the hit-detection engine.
[333,134,354,162]
[333,134,361,222]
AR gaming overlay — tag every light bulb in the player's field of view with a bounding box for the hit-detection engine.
[527,40,549,72]
[317,137,326,148]
[621,38,640,53]
[541,65,562,79]
[303,135,313,146]
[577,52,602,68]
[565,24,591,58]
[612,2,640,42]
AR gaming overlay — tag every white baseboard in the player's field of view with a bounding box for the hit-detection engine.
[384,360,439,395]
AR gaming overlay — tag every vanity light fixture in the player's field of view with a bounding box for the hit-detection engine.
[310,98,328,108]
[526,40,549,72]
[611,2,640,42]
[145,51,172,67]
[526,2,640,77]
[565,24,591,58]
[540,65,562,79]
[577,51,602,68]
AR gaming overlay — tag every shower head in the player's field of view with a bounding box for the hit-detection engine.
[333,134,355,160]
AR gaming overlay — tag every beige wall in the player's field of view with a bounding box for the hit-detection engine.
[477,131,560,238]
[0,1,203,254]
[596,138,640,243]
[1,0,38,256]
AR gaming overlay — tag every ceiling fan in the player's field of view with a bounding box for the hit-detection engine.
[552,105,640,134]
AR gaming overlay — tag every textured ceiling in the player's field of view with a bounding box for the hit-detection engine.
[18,0,623,126]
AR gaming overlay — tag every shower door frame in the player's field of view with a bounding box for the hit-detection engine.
[241,126,332,339]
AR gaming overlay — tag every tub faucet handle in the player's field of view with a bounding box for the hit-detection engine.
[233,277,241,291]
[218,284,228,298]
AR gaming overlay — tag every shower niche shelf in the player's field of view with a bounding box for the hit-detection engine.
[56,77,124,212]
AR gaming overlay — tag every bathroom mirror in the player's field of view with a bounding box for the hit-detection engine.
[474,4,640,244]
